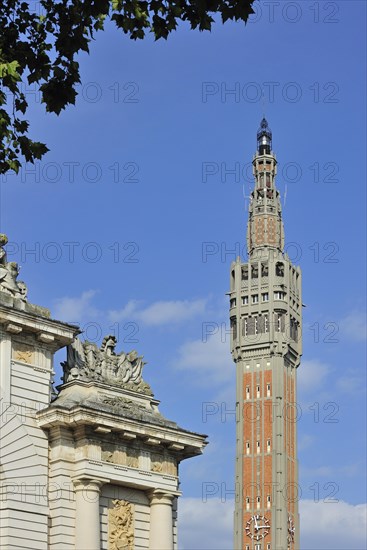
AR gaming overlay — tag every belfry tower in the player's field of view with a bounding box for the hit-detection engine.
[229,119,302,550]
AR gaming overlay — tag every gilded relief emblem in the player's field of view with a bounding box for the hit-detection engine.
[108,499,134,550]
[12,341,33,364]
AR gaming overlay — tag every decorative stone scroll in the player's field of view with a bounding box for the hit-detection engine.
[108,499,134,550]
[61,335,152,395]
[0,234,27,301]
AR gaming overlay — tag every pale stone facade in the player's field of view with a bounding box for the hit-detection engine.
[0,234,207,549]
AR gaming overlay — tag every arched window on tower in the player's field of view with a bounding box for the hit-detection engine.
[276,313,285,332]
[258,315,265,333]
[230,317,237,341]
[231,269,235,290]
[276,262,284,276]
[261,262,269,277]
[243,318,248,337]
[251,264,259,279]
[290,317,298,342]
[247,316,256,335]
[264,314,269,333]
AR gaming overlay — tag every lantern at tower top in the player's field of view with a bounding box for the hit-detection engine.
[257,117,272,155]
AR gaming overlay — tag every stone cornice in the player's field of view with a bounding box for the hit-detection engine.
[0,303,79,347]
[37,405,207,460]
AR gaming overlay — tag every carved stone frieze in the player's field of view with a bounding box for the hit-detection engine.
[151,453,163,473]
[108,499,134,550]
[102,445,127,466]
[165,456,177,476]
[126,449,139,468]
[101,449,115,463]
[150,453,177,475]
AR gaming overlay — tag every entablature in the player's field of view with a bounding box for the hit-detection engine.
[37,402,206,462]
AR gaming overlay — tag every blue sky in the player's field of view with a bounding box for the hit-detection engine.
[0,1,366,548]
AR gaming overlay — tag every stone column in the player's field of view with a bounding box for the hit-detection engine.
[149,490,174,550]
[73,478,105,550]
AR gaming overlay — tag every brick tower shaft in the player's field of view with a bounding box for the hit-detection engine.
[230,119,302,550]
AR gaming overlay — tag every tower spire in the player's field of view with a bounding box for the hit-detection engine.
[257,117,272,155]
[230,120,302,550]
[246,119,284,257]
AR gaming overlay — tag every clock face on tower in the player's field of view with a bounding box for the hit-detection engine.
[288,515,295,543]
[245,514,270,540]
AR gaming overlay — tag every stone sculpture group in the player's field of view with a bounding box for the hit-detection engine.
[0,234,27,301]
[62,334,152,395]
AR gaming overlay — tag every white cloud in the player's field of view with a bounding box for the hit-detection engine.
[298,359,331,393]
[178,498,367,550]
[181,438,236,483]
[301,461,364,480]
[109,298,207,326]
[175,331,233,386]
[336,370,366,394]
[300,499,367,549]
[340,310,367,342]
[300,465,333,477]
[178,497,233,550]
[53,289,99,322]
[298,434,315,452]
[107,299,141,322]
[54,292,208,328]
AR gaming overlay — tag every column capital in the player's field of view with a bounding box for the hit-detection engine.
[147,489,179,506]
[72,476,109,492]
